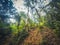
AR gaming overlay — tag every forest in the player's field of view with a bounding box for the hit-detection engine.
[0,0,60,45]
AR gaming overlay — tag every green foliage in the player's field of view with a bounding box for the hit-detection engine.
[0,0,60,45]
[53,21,60,37]
[20,11,27,18]
[11,29,29,45]
[19,19,25,30]
[10,24,18,34]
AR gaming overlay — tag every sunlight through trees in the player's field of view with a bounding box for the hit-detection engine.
[0,0,60,45]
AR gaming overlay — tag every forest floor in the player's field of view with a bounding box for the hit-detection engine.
[19,26,60,45]
[0,26,60,45]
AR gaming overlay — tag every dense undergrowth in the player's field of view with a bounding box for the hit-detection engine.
[0,25,60,45]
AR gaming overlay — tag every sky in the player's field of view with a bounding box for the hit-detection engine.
[12,0,33,19]
[10,0,51,23]
[12,0,51,15]
[13,0,27,13]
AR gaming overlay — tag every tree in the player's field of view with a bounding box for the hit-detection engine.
[42,0,60,37]
[0,0,18,24]
[0,0,19,44]
[23,0,51,24]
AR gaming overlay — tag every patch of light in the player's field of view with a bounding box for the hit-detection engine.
[44,0,49,5]
[9,18,16,23]
[7,18,16,23]
[13,0,27,13]
[43,0,52,6]
[40,11,46,16]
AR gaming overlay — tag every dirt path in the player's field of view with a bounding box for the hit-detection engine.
[20,28,42,45]
[19,26,59,45]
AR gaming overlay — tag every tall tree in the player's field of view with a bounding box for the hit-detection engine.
[23,0,51,22]
[0,0,19,45]
[0,0,18,23]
